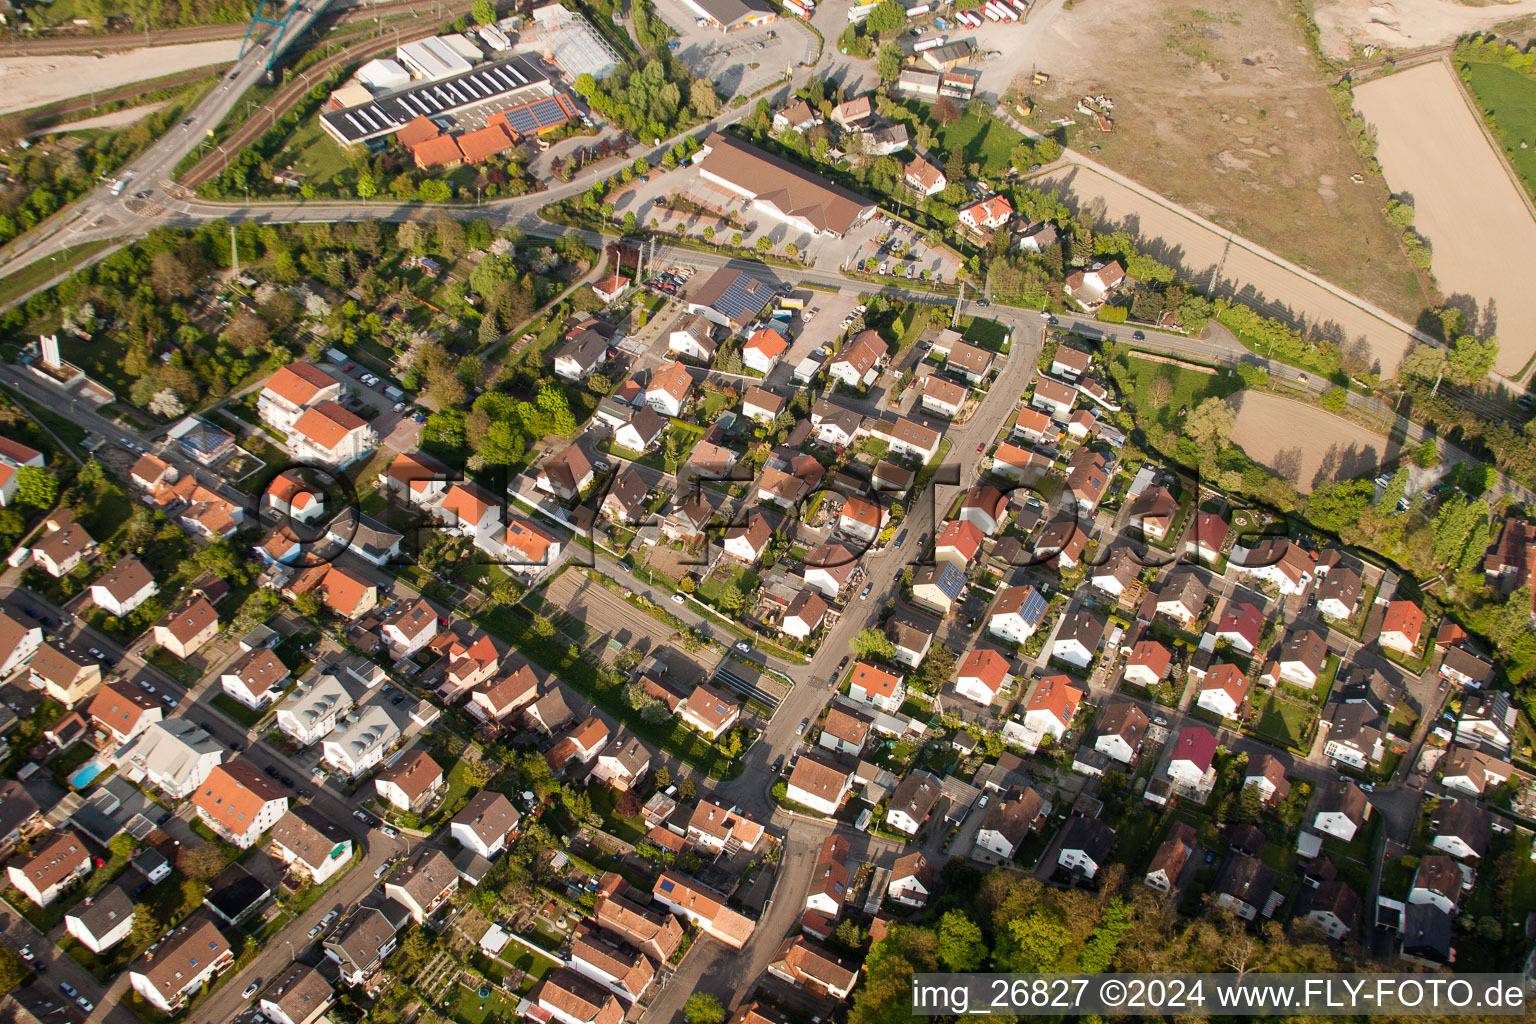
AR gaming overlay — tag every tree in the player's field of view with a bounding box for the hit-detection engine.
[653,765,672,789]
[685,995,724,1024]
[1377,465,1409,513]
[852,627,895,662]
[180,842,227,881]
[678,775,697,800]
[1401,343,1448,394]
[1447,334,1498,386]
[755,235,772,253]
[1413,435,1440,468]
[1146,376,1173,408]
[937,910,988,971]
[1186,397,1236,460]
[462,757,498,787]
[919,641,957,691]
[357,174,377,199]
[473,0,496,23]
[877,42,904,81]
[865,0,905,33]
[13,466,57,509]
[690,79,720,117]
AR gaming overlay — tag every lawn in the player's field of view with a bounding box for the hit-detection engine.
[453,982,520,1024]
[699,565,759,608]
[907,104,1023,177]
[589,783,646,843]
[211,693,267,729]
[962,316,1009,353]
[276,120,351,184]
[1462,61,1536,204]
[1251,693,1313,750]
[1121,356,1242,430]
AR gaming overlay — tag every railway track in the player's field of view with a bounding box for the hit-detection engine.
[177,12,448,188]
[0,0,453,55]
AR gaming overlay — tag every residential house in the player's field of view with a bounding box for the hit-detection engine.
[384,847,459,923]
[958,194,1014,232]
[268,805,355,885]
[591,734,652,792]
[955,647,1011,707]
[723,509,773,563]
[884,417,941,462]
[651,871,755,948]
[115,719,224,799]
[216,648,294,710]
[28,642,102,707]
[1229,538,1315,596]
[742,386,786,427]
[685,264,779,328]
[819,706,874,757]
[1145,822,1196,893]
[1155,572,1208,629]
[382,451,450,507]
[1277,628,1329,688]
[450,791,521,860]
[664,489,722,545]
[887,850,932,907]
[1244,754,1292,806]
[87,682,162,745]
[958,484,1009,537]
[1197,664,1250,719]
[324,900,409,987]
[668,314,718,363]
[1316,566,1364,620]
[1127,486,1178,541]
[837,495,886,545]
[827,330,886,389]
[811,401,864,448]
[1167,726,1217,789]
[974,787,1045,860]
[1094,701,1150,765]
[680,684,740,739]
[1008,674,1082,751]
[1380,600,1425,654]
[89,558,157,617]
[644,361,694,418]
[277,673,356,748]
[546,717,611,774]
[290,401,377,468]
[684,799,764,854]
[1214,856,1278,921]
[538,443,596,501]
[904,155,947,196]
[885,771,942,835]
[536,968,625,1024]
[258,362,343,433]
[259,963,335,1024]
[152,593,219,660]
[1056,816,1116,880]
[785,753,854,815]
[1013,406,1057,445]
[1312,781,1370,841]
[1050,347,1092,379]
[1063,260,1126,309]
[935,518,984,571]
[594,877,685,962]
[65,885,136,954]
[1440,644,1495,690]
[1306,880,1361,941]
[742,329,789,376]
[553,320,616,381]
[6,830,90,907]
[1324,701,1386,770]
[601,468,650,526]
[32,518,96,578]
[1401,903,1455,965]
[849,661,906,713]
[887,617,934,668]
[321,701,406,778]
[592,274,630,304]
[1215,601,1265,655]
[374,750,445,812]
[1409,855,1462,915]
[1064,447,1110,512]
[911,562,966,615]
[129,915,234,1013]
[1052,611,1105,669]
[1430,799,1491,861]
[568,924,655,1003]
[1124,640,1171,688]
[0,610,43,679]
[382,599,439,658]
[782,590,828,641]
[988,584,1048,645]
[1439,746,1512,797]
[921,375,968,419]
[1183,511,1230,564]
[768,938,857,1000]
[802,542,857,598]
[1031,376,1077,421]
[192,759,289,849]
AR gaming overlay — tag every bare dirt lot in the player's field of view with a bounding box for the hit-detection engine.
[1017,0,1429,324]
[1354,60,1536,380]
[1225,390,1396,491]
[0,40,238,112]
[1312,0,1536,60]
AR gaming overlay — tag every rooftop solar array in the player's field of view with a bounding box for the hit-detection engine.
[500,95,571,136]
[713,273,773,324]
[321,54,554,145]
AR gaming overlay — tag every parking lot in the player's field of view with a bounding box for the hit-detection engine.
[650,0,818,101]
[840,214,963,284]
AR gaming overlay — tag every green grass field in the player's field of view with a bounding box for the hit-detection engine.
[278,121,352,186]
[903,103,1023,177]
[1251,693,1311,749]
[963,316,1009,352]
[1462,61,1536,203]
[1121,355,1242,429]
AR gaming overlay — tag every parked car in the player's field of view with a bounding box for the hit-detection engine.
[671,593,686,605]
[59,984,77,1000]
[734,641,751,653]
[265,765,280,778]
[279,775,295,788]
[860,583,872,599]
[243,983,260,999]
[380,825,399,839]
[76,998,93,1012]
[374,862,391,879]
[796,718,809,736]
[18,947,32,962]
[309,923,323,938]
[322,910,339,927]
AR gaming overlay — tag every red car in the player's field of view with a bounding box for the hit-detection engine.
[976,443,984,453]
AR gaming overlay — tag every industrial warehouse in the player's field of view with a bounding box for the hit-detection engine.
[319,54,575,148]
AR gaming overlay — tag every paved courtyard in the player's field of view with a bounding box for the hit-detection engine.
[651,0,819,100]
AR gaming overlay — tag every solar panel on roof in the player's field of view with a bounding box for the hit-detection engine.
[529,96,564,127]
[505,107,536,134]
[659,878,675,892]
